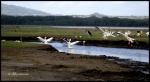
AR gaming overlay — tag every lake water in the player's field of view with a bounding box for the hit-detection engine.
[29,42,149,63]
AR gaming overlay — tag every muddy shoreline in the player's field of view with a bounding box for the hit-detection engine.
[1,43,149,81]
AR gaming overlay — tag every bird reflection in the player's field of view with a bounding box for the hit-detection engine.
[67,48,72,54]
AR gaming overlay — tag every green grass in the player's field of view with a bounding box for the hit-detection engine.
[1,41,41,48]
[1,40,41,61]
[1,26,84,37]
[1,25,149,43]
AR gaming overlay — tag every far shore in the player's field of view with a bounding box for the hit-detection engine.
[39,26,149,30]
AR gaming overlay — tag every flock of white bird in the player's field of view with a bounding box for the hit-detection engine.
[35,27,148,48]
[95,27,147,46]
[2,26,149,48]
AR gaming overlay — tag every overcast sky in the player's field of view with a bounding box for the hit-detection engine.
[1,1,149,16]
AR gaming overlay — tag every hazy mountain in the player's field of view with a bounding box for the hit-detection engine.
[1,3,51,16]
[89,12,107,18]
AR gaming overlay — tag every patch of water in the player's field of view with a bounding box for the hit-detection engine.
[29,42,149,63]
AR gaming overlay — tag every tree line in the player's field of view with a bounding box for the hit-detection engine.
[1,15,149,27]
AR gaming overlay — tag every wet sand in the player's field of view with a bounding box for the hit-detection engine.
[1,44,149,81]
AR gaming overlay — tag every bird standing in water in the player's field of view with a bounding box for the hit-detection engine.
[63,38,80,48]
[37,36,53,44]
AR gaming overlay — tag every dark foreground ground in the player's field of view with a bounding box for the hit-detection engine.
[1,43,149,81]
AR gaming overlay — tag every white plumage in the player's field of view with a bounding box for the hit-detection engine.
[95,27,116,39]
[63,38,80,48]
[117,32,138,46]
[37,36,53,44]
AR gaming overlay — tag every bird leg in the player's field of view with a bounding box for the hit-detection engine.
[128,42,133,46]
[134,40,138,45]
[128,42,130,45]
[130,43,133,46]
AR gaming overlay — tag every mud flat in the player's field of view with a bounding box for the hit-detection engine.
[1,44,149,81]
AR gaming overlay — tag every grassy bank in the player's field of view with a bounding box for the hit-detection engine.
[1,25,149,42]
[1,41,41,61]
[1,25,149,81]
[1,41,41,48]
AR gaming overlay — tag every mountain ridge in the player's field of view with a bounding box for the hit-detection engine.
[1,3,51,16]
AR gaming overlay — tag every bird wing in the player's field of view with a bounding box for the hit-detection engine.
[95,26,105,33]
[46,37,53,42]
[95,26,100,30]
[63,38,68,43]
[117,32,129,40]
[99,28,105,33]
[70,41,80,45]
[117,32,125,37]
[130,37,135,41]
[110,34,116,37]
[37,37,45,42]
[129,37,138,44]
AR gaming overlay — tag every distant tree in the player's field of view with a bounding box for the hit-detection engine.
[1,15,149,27]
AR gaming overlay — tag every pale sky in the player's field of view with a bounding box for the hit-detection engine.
[1,1,149,16]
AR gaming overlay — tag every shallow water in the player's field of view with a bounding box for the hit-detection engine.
[30,42,149,63]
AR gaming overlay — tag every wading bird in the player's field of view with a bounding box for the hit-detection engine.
[63,38,80,48]
[83,41,86,45]
[95,26,116,39]
[15,40,21,42]
[15,37,22,42]
[37,36,53,44]
[86,30,92,37]
[117,32,138,46]
[2,40,6,41]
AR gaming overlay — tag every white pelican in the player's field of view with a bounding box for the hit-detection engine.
[2,40,6,41]
[125,31,131,36]
[79,36,82,38]
[15,40,21,42]
[63,38,80,48]
[75,35,78,38]
[83,41,86,45]
[117,32,138,46]
[140,30,143,36]
[146,32,149,36]
[15,37,22,42]
[137,32,141,36]
[137,30,143,36]
[37,36,53,44]
[95,26,116,39]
